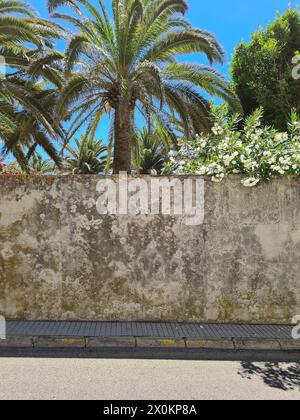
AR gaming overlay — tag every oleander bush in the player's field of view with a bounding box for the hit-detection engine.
[0,158,40,175]
[165,108,300,186]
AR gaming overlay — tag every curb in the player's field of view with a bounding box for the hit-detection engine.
[1,336,300,351]
[279,340,300,351]
[0,337,34,348]
[86,337,135,348]
[185,339,235,349]
[233,339,281,351]
[136,338,186,348]
[34,337,85,348]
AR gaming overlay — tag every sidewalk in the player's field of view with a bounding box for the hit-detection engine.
[1,321,299,351]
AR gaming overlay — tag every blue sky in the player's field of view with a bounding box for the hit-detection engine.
[26,0,299,146]
[30,0,299,77]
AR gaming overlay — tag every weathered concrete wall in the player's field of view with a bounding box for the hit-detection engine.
[0,175,299,323]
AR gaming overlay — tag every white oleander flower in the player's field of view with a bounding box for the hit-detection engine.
[241,177,260,187]
[196,167,206,175]
[263,151,272,158]
[212,175,224,183]
[212,124,224,136]
[164,113,300,187]
[274,133,288,143]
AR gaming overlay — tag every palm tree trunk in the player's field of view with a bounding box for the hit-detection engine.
[113,106,132,174]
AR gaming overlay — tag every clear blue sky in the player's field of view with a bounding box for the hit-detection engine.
[27,0,299,145]
[30,0,299,76]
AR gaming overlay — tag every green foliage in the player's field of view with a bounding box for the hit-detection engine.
[132,128,169,174]
[0,154,51,174]
[65,131,107,175]
[231,9,300,130]
[166,108,300,186]
[29,153,54,174]
[0,0,65,170]
[47,0,240,172]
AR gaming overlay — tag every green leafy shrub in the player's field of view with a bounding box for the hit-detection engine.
[231,9,300,130]
[0,158,40,175]
[165,108,300,186]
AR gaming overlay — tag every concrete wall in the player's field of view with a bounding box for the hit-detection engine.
[0,175,299,323]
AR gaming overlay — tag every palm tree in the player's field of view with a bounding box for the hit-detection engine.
[0,0,65,169]
[64,131,107,174]
[48,0,241,174]
[0,86,65,169]
[133,127,169,174]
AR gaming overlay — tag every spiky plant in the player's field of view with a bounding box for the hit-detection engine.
[133,127,169,174]
[29,153,54,174]
[48,0,241,173]
[65,131,107,174]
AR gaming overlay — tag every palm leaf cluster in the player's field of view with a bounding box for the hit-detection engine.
[65,131,107,174]
[0,0,65,169]
[48,0,241,173]
[132,127,169,174]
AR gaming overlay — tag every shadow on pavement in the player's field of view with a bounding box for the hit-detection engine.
[239,361,300,392]
[0,347,300,363]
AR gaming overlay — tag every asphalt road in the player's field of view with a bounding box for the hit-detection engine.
[0,356,299,400]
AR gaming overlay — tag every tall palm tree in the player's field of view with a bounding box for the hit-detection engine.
[48,0,241,173]
[64,131,107,174]
[0,0,65,169]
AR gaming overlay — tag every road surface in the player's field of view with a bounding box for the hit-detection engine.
[0,356,299,400]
